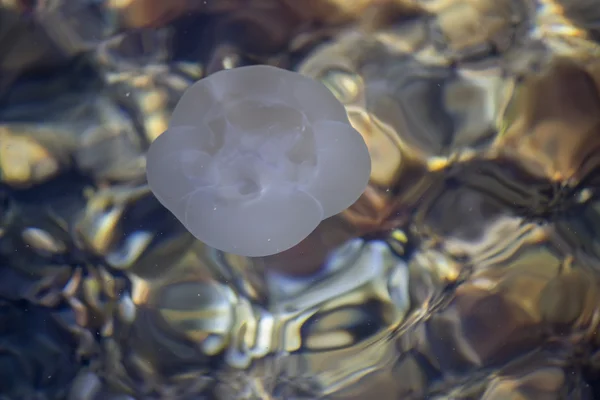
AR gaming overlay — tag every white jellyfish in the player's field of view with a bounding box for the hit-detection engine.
[146,65,371,257]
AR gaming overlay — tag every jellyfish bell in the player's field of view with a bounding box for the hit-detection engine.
[146,65,371,257]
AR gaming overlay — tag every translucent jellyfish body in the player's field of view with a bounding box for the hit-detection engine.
[146,65,371,257]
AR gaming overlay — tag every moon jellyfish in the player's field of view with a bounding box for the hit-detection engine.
[146,65,371,257]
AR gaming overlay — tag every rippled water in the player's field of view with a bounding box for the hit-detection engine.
[1,0,600,399]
